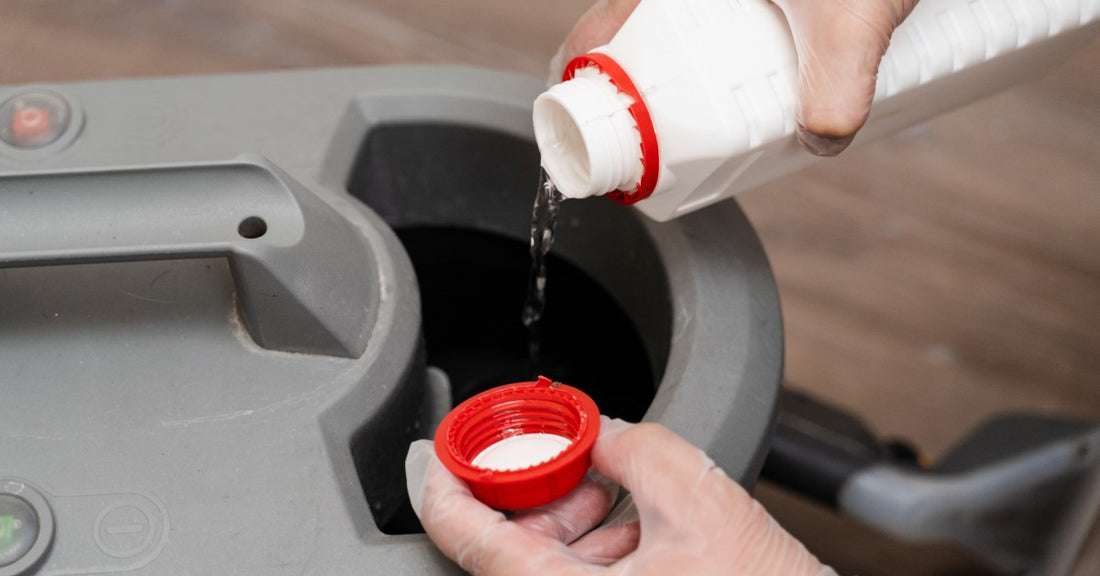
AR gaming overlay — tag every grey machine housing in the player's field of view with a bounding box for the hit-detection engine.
[0,67,783,574]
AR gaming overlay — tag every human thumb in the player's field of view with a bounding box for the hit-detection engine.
[772,0,918,155]
[405,439,435,517]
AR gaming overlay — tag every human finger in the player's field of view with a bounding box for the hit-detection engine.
[772,0,918,155]
[406,440,508,569]
[565,492,640,565]
[511,471,619,544]
[550,0,641,83]
[589,420,751,531]
[405,440,589,575]
[589,423,835,575]
[568,519,641,566]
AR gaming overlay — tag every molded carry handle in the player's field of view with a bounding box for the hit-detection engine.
[0,157,376,358]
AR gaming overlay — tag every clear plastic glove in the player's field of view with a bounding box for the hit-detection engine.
[550,0,920,156]
[406,417,837,575]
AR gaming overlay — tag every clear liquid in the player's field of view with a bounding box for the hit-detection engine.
[523,169,564,368]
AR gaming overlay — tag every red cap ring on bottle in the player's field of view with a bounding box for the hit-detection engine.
[434,376,601,510]
[564,53,660,205]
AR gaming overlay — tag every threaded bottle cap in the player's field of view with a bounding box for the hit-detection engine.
[434,376,601,510]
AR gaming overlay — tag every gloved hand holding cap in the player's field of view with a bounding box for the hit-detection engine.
[408,412,838,575]
[432,376,601,511]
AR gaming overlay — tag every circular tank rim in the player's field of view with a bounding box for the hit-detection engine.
[321,66,784,487]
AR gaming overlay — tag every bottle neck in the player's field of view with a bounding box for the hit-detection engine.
[533,67,644,199]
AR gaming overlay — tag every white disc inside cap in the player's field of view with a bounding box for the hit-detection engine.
[471,433,573,472]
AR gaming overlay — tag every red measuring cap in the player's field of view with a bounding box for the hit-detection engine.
[434,375,601,510]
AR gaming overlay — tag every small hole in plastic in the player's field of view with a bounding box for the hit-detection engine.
[238,216,267,239]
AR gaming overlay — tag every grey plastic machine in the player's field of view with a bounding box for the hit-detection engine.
[0,68,783,574]
[4,66,1098,576]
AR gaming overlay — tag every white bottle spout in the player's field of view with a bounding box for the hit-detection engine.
[533,68,644,200]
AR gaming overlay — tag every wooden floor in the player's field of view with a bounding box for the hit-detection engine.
[2,1,1097,574]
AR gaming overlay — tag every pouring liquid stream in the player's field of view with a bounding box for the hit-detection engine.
[522,168,563,371]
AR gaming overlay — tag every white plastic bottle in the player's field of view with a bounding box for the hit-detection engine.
[533,0,1100,222]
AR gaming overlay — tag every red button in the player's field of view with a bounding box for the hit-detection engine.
[12,107,52,143]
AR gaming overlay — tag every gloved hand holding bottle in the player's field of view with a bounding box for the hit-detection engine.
[533,0,928,221]
[406,418,836,575]
[534,0,1095,221]
[550,0,919,157]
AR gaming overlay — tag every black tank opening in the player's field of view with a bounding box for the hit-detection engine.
[398,226,655,418]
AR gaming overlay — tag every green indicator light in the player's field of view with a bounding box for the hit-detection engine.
[0,514,13,546]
